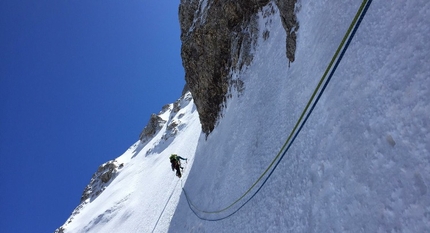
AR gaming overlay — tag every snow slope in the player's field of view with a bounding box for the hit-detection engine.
[57,92,202,233]
[58,0,429,232]
[170,1,430,232]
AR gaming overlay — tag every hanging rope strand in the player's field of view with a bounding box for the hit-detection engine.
[151,180,180,233]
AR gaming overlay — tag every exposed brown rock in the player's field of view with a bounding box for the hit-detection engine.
[80,160,119,203]
[179,0,269,135]
[275,0,299,65]
[179,0,298,136]
[139,114,167,142]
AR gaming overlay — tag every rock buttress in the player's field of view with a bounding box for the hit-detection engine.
[179,0,298,135]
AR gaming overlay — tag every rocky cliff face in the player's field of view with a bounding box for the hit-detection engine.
[139,113,167,143]
[179,0,298,135]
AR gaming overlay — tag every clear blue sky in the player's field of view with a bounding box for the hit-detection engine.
[0,1,185,232]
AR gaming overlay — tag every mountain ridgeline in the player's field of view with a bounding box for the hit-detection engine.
[179,0,299,135]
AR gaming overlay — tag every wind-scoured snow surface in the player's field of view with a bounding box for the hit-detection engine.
[170,1,430,232]
[58,93,202,233]
[59,0,429,232]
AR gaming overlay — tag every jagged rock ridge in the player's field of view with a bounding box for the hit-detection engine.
[80,160,123,203]
[139,92,193,146]
[143,92,194,155]
[139,114,167,143]
[54,160,123,233]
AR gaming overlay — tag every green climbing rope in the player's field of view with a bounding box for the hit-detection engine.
[184,0,372,217]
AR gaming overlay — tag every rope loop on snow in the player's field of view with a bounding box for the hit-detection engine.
[182,0,373,221]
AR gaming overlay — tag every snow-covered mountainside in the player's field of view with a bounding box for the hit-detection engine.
[57,0,429,232]
[56,93,202,233]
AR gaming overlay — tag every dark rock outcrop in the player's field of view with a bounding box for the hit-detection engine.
[179,0,298,135]
[80,160,122,203]
[275,0,299,65]
[139,114,167,143]
[55,160,123,233]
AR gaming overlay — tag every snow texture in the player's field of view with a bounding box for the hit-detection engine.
[170,1,430,232]
[58,0,430,232]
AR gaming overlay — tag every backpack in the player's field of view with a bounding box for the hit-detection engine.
[170,154,177,163]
